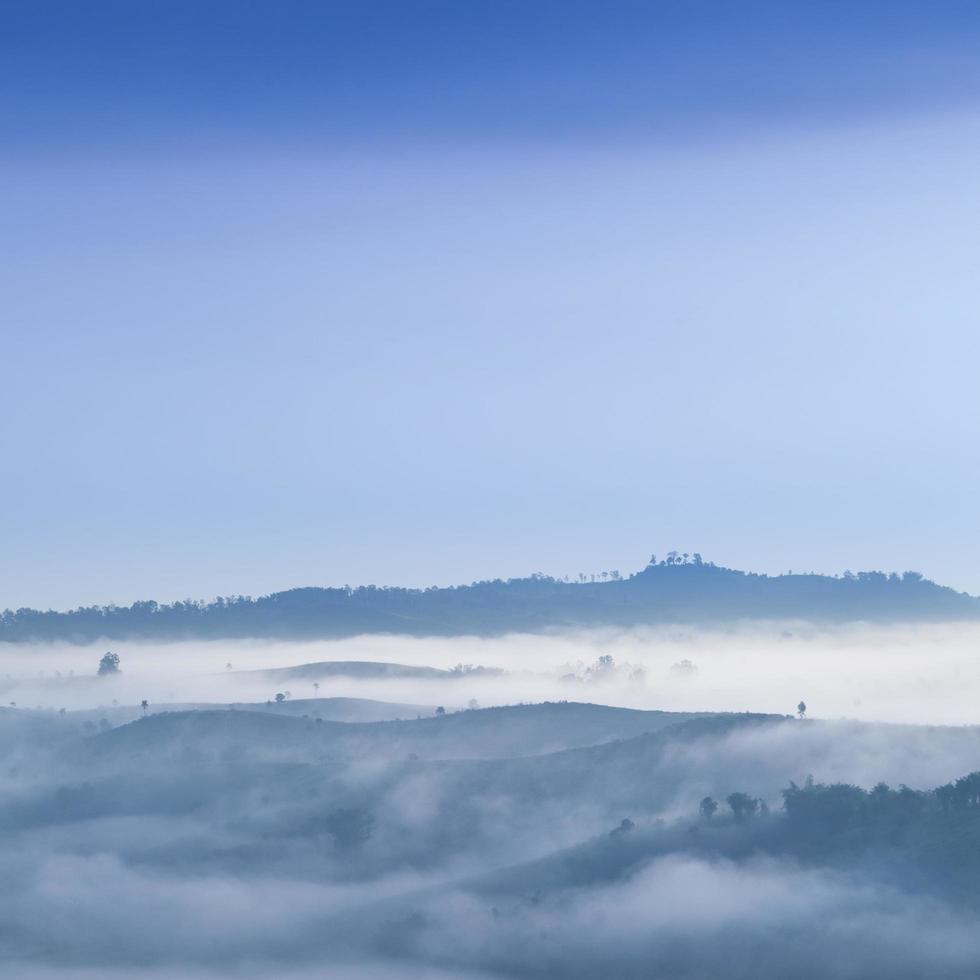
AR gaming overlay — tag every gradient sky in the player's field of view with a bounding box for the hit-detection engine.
[3,1,980,608]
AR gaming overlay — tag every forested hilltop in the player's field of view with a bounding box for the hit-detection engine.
[3,554,978,643]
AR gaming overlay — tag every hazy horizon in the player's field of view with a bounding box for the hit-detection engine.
[4,547,978,612]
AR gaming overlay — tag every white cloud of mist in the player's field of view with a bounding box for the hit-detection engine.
[4,621,980,725]
[408,854,980,979]
[9,850,980,978]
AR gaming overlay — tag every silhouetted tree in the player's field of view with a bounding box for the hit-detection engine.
[435,706,446,716]
[782,780,867,833]
[97,652,120,676]
[895,784,926,820]
[797,700,807,718]
[140,699,148,715]
[610,818,635,837]
[275,692,286,704]
[936,783,955,812]
[953,772,980,808]
[699,796,718,820]
[727,792,759,822]
[868,781,891,815]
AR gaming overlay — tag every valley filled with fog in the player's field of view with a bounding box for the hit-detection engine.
[4,625,980,978]
[6,622,980,725]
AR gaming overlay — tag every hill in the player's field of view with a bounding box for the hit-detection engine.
[3,555,977,642]
[63,695,436,726]
[79,701,711,763]
[237,660,501,681]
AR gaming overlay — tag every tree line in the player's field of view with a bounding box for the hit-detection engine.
[697,770,980,834]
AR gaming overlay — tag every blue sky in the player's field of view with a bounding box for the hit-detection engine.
[3,1,980,607]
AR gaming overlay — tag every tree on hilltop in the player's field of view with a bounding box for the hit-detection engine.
[699,796,718,820]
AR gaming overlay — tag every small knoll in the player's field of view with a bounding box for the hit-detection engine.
[227,695,436,721]
[64,695,435,726]
[234,660,498,681]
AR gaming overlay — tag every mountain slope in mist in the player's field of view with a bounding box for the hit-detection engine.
[9,698,980,978]
[3,557,978,643]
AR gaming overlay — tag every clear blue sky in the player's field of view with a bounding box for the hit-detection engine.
[3,1,980,608]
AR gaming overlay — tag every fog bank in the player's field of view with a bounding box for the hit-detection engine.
[4,622,980,725]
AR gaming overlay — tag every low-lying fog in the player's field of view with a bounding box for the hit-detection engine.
[6,623,980,978]
[3,622,980,725]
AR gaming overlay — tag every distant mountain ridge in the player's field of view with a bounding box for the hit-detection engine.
[2,557,978,643]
